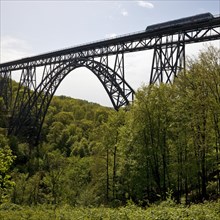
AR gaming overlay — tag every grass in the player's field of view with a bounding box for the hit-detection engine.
[0,199,219,220]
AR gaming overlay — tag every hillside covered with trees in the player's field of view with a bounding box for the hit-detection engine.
[0,46,219,218]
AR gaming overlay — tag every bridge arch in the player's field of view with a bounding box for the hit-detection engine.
[55,67,112,106]
[9,58,134,144]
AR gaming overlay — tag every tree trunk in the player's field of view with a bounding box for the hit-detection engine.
[113,145,117,199]
[106,148,109,202]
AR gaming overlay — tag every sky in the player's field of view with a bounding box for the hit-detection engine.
[1,0,220,107]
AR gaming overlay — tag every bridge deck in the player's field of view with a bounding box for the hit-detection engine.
[0,15,220,71]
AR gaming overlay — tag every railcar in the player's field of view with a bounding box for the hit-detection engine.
[146,13,214,32]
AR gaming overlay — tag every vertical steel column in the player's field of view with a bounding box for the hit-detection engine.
[13,67,36,111]
[113,52,134,103]
[99,55,109,83]
[114,53,125,91]
[9,66,37,136]
[114,53,124,78]
[0,71,12,111]
[150,34,185,84]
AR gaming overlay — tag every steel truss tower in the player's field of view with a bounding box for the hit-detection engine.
[0,71,12,112]
[151,35,185,84]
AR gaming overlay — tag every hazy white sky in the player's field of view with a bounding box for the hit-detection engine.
[1,0,220,107]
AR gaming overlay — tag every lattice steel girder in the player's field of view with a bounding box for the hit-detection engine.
[100,55,108,66]
[1,17,219,72]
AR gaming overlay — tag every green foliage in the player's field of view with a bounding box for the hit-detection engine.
[0,46,220,209]
[0,135,16,203]
[0,199,219,219]
[117,46,220,203]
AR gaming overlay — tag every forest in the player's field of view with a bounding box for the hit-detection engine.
[0,46,219,219]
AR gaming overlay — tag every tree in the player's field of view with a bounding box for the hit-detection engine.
[0,135,16,203]
[118,84,174,203]
[118,46,220,204]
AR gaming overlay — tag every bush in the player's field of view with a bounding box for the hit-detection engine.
[0,199,219,220]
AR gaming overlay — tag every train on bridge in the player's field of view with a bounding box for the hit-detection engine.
[146,12,214,32]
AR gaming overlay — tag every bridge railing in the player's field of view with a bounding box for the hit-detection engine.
[25,30,146,60]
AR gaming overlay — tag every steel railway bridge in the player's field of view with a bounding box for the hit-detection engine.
[0,13,220,145]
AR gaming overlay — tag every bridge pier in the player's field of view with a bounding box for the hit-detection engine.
[99,53,134,106]
[150,35,185,84]
[12,67,37,111]
[9,67,39,141]
[0,71,12,111]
